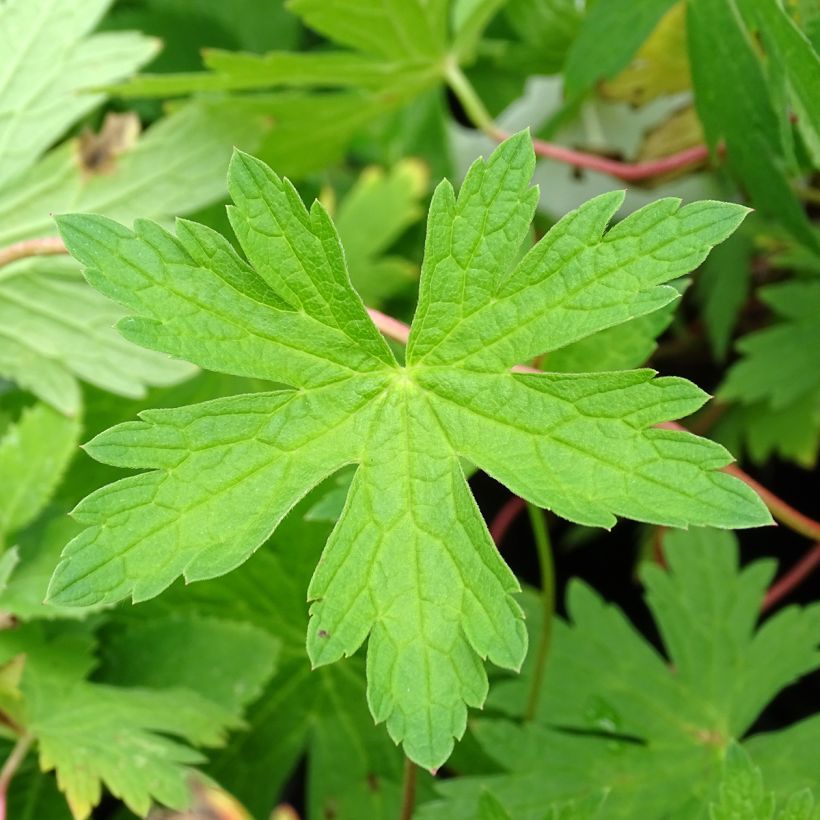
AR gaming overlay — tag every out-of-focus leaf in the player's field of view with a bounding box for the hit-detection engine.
[600,3,691,106]
[503,0,583,75]
[695,227,753,360]
[0,101,272,246]
[418,529,820,818]
[97,612,279,714]
[747,0,820,168]
[332,159,428,305]
[714,392,820,469]
[687,0,818,250]
[0,257,194,416]
[720,281,820,409]
[0,405,79,540]
[563,0,677,99]
[0,0,158,187]
[0,513,101,621]
[0,101,272,415]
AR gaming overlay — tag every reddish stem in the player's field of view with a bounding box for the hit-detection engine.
[489,496,525,545]
[526,137,711,182]
[366,308,410,344]
[762,543,820,612]
[0,236,67,268]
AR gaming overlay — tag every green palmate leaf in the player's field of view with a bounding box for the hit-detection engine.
[563,0,676,98]
[720,281,820,410]
[710,744,817,820]
[0,616,266,819]
[687,0,819,251]
[49,133,768,770]
[0,404,79,540]
[715,395,820,470]
[420,529,820,818]
[0,0,158,187]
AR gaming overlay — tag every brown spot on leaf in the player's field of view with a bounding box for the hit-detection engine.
[366,773,380,792]
[76,112,141,176]
[317,629,330,639]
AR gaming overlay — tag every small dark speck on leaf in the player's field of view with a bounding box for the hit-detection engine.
[318,629,330,638]
[366,773,380,792]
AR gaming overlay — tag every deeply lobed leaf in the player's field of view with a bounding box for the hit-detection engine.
[50,133,770,769]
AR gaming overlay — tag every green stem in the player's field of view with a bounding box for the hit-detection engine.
[444,60,503,139]
[524,503,554,722]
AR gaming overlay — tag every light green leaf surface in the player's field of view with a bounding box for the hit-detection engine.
[0,100,273,246]
[0,101,272,415]
[419,529,820,818]
[0,404,79,539]
[0,257,194,416]
[49,134,768,770]
[721,281,820,409]
[710,743,817,820]
[0,0,157,187]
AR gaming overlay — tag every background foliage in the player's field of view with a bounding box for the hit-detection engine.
[0,1,817,818]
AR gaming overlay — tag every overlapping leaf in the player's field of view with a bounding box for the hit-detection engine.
[721,281,820,410]
[0,404,79,542]
[49,133,769,769]
[687,0,819,251]
[0,0,157,187]
[0,102,271,415]
[0,612,277,819]
[331,159,428,306]
[138,490,415,820]
[418,529,820,817]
